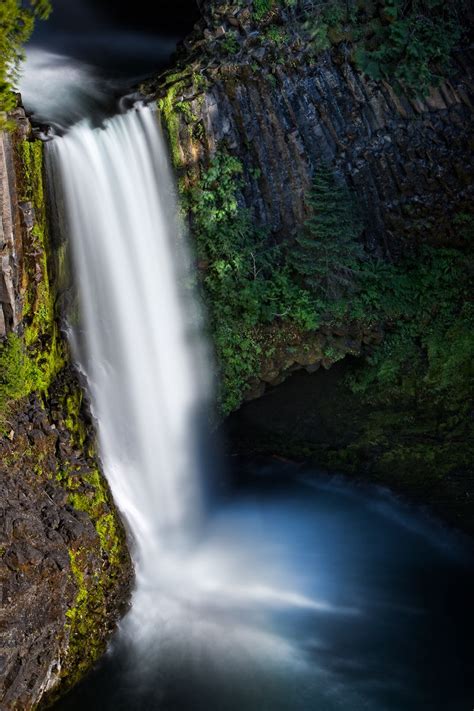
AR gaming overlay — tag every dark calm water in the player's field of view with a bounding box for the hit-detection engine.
[55,459,474,711]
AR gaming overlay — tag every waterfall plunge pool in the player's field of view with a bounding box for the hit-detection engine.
[21,7,473,707]
[54,457,474,711]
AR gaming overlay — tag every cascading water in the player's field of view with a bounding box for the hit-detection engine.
[47,105,474,711]
[49,106,209,567]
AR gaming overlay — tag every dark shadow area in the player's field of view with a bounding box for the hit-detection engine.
[223,359,474,533]
[52,457,474,711]
[21,0,201,129]
[30,0,200,76]
[224,358,364,457]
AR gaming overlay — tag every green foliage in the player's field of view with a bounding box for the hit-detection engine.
[348,246,473,415]
[253,0,275,21]
[302,0,355,53]
[297,0,465,95]
[0,0,51,123]
[189,148,472,428]
[220,31,241,56]
[191,152,315,413]
[354,0,461,95]
[253,0,296,21]
[453,212,474,247]
[264,25,287,45]
[291,165,363,298]
[0,136,64,424]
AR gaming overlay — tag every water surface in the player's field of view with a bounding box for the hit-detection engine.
[55,459,474,711]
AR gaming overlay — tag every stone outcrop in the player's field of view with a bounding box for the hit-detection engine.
[0,106,31,337]
[0,372,132,710]
[241,320,383,402]
[0,106,133,709]
[150,2,473,256]
[147,0,473,407]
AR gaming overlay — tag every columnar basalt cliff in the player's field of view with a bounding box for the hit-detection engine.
[148,0,474,528]
[0,1,473,704]
[149,3,473,254]
[0,107,133,710]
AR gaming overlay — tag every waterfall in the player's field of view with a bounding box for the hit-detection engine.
[48,105,209,570]
[47,104,325,660]
[45,102,474,711]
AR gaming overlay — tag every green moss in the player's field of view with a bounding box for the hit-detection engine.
[253,0,275,22]
[158,71,193,168]
[64,547,108,682]
[95,513,122,568]
[57,452,124,578]
[264,25,286,46]
[0,136,65,425]
[16,138,44,204]
[0,329,64,428]
[220,31,241,56]
[59,456,129,687]
[0,334,34,412]
[64,389,87,448]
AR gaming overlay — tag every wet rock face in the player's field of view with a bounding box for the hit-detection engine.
[0,451,81,708]
[204,58,472,254]
[153,7,473,257]
[0,108,29,337]
[0,376,133,711]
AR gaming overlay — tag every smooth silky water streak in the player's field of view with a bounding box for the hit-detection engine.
[46,102,331,658]
[48,105,211,567]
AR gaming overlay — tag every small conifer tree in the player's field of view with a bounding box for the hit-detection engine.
[291,165,363,299]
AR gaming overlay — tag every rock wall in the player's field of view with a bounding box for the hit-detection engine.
[147,0,473,526]
[150,3,473,256]
[0,107,31,336]
[143,0,474,410]
[0,107,133,710]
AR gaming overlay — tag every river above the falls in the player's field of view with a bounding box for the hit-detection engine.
[55,457,474,711]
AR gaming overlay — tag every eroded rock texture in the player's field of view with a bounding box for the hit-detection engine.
[0,373,132,710]
[0,107,31,337]
[0,108,133,710]
[151,6,473,256]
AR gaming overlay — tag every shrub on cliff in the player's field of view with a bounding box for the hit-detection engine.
[191,152,316,413]
[287,0,467,95]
